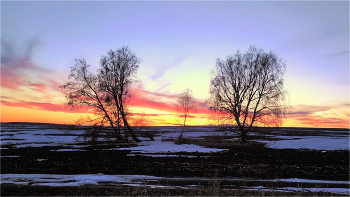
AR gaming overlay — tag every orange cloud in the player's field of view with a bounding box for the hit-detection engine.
[28,83,47,93]
[129,87,177,112]
[1,100,93,114]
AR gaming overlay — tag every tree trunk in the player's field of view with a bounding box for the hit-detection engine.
[241,130,248,143]
[123,116,142,142]
[125,123,141,142]
[178,126,185,141]
[178,116,187,141]
[117,94,142,142]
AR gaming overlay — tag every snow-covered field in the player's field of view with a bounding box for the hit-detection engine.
[263,135,349,150]
[1,123,349,194]
[1,123,349,151]
[0,124,229,153]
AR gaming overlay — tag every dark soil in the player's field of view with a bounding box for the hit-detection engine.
[1,184,345,196]
[1,142,348,181]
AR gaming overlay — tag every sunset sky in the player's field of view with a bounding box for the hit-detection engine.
[1,1,349,128]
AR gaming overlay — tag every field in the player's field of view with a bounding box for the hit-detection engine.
[1,122,349,196]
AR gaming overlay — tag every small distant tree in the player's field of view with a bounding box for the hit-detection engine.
[208,46,289,142]
[176,88,196,140]
[60,46,141,142]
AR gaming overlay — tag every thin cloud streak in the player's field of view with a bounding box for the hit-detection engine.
[28,83,47,93]
[149,53,190,81]
[324,50,349,57]
[294,115,349,128]
[130,92,176,112]
[1,100,93,114]
[1,35,61,95]
[129,86,211,115]
[1,36,45,89]
[289,104,331,116]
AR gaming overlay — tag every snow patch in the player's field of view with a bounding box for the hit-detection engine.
[263,136,349,150]
[119,141,227,153]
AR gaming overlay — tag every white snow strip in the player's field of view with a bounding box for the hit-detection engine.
[1,125,349,151]
[263,136,349,150]
[1,174,349,194]
[1,174,160,187]
[119,141,228,153]
[50,149,87,152]
[0,128,85,148]
[126,154,198,158]
[277,178,349,184]
[1,155,20,158]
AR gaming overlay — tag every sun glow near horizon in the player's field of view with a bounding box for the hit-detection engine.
[1,98,349,128]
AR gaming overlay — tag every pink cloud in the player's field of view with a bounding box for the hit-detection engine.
[293,115,349,128]
[28,83,47,93]
[128,87,177,112]
[128,86,211,115]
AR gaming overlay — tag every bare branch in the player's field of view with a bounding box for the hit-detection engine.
[176,88,196,140]
[59,46,142,142]
[208,46,290,142]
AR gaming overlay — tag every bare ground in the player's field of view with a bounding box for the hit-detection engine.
[1,125,349,196]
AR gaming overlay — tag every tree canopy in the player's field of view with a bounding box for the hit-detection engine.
[208,46,289,142]
[60,46,141,142]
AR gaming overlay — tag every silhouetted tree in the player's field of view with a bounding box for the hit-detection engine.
[208,46,289,142]
[176,88,196,140]
[60,46,141,142]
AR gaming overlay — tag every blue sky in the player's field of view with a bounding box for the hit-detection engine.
[1,1,349,127]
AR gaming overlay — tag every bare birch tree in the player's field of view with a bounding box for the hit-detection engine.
[60,46,141,142]
[176,88,196,140]
[208,46,289,142]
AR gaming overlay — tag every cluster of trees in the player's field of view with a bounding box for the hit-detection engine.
[60,46,288,143]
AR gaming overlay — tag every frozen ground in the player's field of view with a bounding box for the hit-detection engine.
[0,124,227,153]
[1,123,349,194]
[1,174,349,195]
[120,141,228,154]
[1,173,160,187]
[1,123,348,151]
[263,136,349,150]
[1,123,84,148]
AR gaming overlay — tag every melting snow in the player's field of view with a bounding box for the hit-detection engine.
[1,174,159,187]
[1,124,349,151]
[1,174,348,194]
[119,141,227,153]
[263,136,349,150]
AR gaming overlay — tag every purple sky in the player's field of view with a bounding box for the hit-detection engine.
[1,1,349,127]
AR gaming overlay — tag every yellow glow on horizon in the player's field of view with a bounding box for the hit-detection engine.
[1,104,349,128]
[1,105,90,125]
